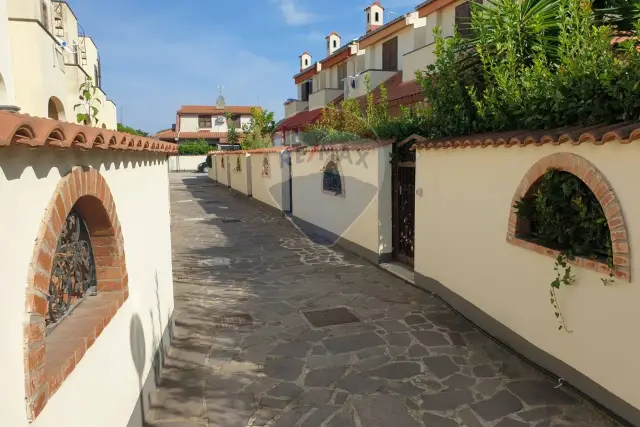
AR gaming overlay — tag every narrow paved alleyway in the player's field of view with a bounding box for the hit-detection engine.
[148,173,620,427]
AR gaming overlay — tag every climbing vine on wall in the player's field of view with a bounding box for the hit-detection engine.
[514,168,615,331]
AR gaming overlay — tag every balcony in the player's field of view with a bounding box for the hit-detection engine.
[284,99,309,119]
[309,88,343,111]
[345,69,397,99]
[402,42,437,82]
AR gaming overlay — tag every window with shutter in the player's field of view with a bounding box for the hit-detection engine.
[382,37,398,71]
[455,1,473,38]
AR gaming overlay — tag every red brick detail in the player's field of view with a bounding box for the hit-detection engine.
[23,167,129,421]
[506,153,631,281]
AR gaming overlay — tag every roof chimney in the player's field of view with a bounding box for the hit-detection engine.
[171,124,176,131]
[365,1,384,33]
[326,32,341,56]
[299,52,312,71]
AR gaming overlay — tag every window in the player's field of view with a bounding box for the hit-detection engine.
[333,40,337,48]
[198,115,212,128]
[455,1,473,38]
[301,80,313,102]
[305,58,309,67]
[507,153,630,281]
[323,161,342,195]
[337,63,348,89]
[367,12,370,23]
[327,40,330,50]
[48,209,97,325]
[262,156,271,177]
[41,2,49,30]
[375,11,380,22]
[382,37,398,71]
[95,57,102,88]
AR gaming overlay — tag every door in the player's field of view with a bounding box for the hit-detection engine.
[392,146,416,266]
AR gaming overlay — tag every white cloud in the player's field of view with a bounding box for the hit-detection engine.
[276,0,317,25]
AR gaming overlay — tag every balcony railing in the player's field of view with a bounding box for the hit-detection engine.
[402,42,437,82]
[284,100,309,119]
[309,88,343,111]
[345,69,397,99]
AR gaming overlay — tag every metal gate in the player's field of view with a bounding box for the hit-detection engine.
[392,161,415,266]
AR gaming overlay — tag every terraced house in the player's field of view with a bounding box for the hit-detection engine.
[155,104,258,149]
[274,0,477,145]
[3,0,117,129]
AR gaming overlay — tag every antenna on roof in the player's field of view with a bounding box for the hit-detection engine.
[216,85,226,109]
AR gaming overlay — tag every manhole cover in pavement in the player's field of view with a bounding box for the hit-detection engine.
[302,307,360,328]
[221,218,242,223]
[211,314,253,328]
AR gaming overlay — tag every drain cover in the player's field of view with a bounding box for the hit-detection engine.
[302,307,360,328]
[211,314,253,328]
[221,218,242,223]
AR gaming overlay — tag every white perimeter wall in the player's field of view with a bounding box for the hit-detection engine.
[250,151,290,212]
[0,146,174,427]
[169,155,206,172]
[228,153,251,196]
[291,146,392,256]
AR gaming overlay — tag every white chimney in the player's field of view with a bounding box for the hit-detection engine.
[299,52,312,71]
[365,1,384,33]
[326,32,341,56]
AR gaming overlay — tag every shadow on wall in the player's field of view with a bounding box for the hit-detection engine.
[129,314,146,427]
[0,145,163,181]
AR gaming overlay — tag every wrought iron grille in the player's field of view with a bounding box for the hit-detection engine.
[47,209,97,326]
[323,161,342,194]
[392,163,415,265]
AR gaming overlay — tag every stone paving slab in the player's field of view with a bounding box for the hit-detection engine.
[147,174,622,427]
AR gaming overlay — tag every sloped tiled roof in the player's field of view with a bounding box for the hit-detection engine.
[0,111,177,153]
[356,72,424,107]
[275,109,324,132]
[409,122,640,150]
[178,105,258,115]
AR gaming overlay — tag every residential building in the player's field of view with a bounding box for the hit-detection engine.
[5,0,117,128]
[276,0,477,142]
[155,105,258,149]
[0,0,16,107]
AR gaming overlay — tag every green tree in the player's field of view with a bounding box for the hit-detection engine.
[242,107,276,136]
[117,123,149,137]
[226,113,240,146]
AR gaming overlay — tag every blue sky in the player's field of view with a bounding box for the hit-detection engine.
[68,0,416,133]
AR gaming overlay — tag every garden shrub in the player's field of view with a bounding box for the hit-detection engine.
[178,140,211,155]
[514,168,612,260]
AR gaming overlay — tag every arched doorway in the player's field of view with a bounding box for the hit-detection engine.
[47,97,66,121]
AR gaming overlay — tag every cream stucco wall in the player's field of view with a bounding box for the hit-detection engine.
[0,146,174,427]
[291,146,392,258]
[250,151,290,212]
[8,3,70,119]
[214,154,230,187]
[180,114,251,133]
[414,142,640,411]
[228,153,251,196]
[0,0,16,105]
[169,155,207,172]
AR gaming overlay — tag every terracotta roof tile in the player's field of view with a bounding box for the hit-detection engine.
[355,72,424,107]
[410,122,640,150]
[275,109,324,132]
[177,105,258,115]
[0,111,177,153]
[291,139,395,152]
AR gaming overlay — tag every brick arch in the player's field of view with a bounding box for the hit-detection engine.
[506,153,630,281]
[24,167,129,421]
